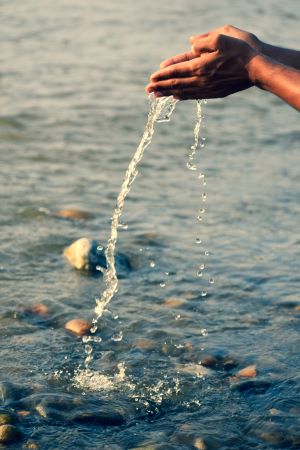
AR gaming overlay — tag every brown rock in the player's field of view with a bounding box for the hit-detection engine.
[294,305,300,311]
[55,209,93,220]
[133,339,155,350]
[17,410,31,417]
[24,441,39,449]
[236,364,257,378]
[25,303,49,316]
[163,298,185,308]
[65,319,91,336]
[0,424,22,443]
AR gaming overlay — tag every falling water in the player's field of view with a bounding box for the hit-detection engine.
[83,94,178,369]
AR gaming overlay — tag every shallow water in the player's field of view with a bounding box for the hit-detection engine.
[1,1,300,449]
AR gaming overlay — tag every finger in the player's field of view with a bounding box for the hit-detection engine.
[160,50,197,68]
[189,32,210,43]
[152,88,204,101]
[146,76,199,94]
[150,60,196,82]
[192,35,219,55]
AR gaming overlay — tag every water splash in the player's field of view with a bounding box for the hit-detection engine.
[83,95,178,369]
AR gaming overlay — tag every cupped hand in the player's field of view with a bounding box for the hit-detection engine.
[146,33,259,100]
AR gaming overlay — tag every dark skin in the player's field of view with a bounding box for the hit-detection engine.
[146,25,300,111]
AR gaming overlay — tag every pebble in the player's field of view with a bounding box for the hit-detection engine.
[55,209,93,220]
[133,339,156,350]
[230,379,272,393]
[235,364,257,378]
[0,424,22,443]
[24,303,49,316]
[65,319,91,336]
[63,238,91,270]
[0,412,18,425]
[0,382,31,405]
[201,353,238,371]
[176,363,211,378]
[194,438,207,450]
[23,440,39,449]
[163,298,185,308]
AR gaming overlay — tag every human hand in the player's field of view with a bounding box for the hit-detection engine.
[146,33,259,100]
[159,25,262,69]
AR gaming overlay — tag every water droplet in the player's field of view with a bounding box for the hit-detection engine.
[111,331,123,342]
[160,282,166,288]
[199,263,205,270]
[165,271,169,276]
[175,314,181,320]
[197,271,203,277]
[196,238,202,244]
[85,344,93,355]
[139,248,143,252]
[187,161,197,171]
[150,261,156,268]
[96,265,104,273]
[201,291,207,297]
[202,193,207,202]
[97,245,103,252]
[199,208,205,214]
[209,278,215,284]
[200,142,205,148]
[200,328,208,336]
[90,325,98,334]
[204,250,210,256]
[197,215,203,221]
[198,173,205,179]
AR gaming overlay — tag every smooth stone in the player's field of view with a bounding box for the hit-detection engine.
[163,298,185,308]
[0,382,31,405]
[133,339,156,351]
[0,424,22,443]
[236,364,257,378]
[63,238,91,270]
[70,410,125,426]
[65,319,91,336]
[55,209,93,220]
[17,410,31,418]
[175,363,211,377]
[194,438,207,450]
[0,412,18,425]
[24,303,49,316]
[230,379,272,393]
[201,352,239,371]
[23,440,39,449]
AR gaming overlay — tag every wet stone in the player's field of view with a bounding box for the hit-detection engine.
[235,364,257,379]
[0,382,31,406]
[133,339,156,351]
[24,303,49,316]
[230,379,272,393]
[55,209,93,220]
[0,411,18,425]
[65,319,91,336]
[70,410,125,426]
[23,440,40,449]
[201,353,238,371]
[0,424,22,443]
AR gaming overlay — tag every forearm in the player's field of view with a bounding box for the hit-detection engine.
[248,54,300,111]
[261,42,300,70]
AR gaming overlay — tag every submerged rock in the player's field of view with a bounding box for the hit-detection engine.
[24,303,49,316]
[65,319,91,336]
[235,364,257,378]
[0,411,18,425]
[63,237,131,273]
[230,378,273,393]
[70,410,125,426]
[0,382,31,406]
[55,209,93,220]
[0,424,22,443]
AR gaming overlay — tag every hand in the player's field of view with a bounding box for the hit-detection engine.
[146,33,259,100]
[160,25,262,68]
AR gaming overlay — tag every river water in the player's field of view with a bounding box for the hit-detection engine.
[1,1,300,449]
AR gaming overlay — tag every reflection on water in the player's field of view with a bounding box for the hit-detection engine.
[1,0,300,448]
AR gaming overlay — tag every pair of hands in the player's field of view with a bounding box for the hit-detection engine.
[146,25,262,100]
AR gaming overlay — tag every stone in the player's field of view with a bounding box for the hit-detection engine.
[236,364,257,378]
[0,382,31,405]
[0,412,18,425]
[133,339,156,350]
[65,319,91,336]
[55,209,93,220]
[17,410,31,417]
[24,441,39,449]
[63,238,91,270]
[176,363,211,377]
[194,438,207,450]
[230,379,272,393]
[24,303,48,316]
[0,424,22,443]
[163,298,185,308]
